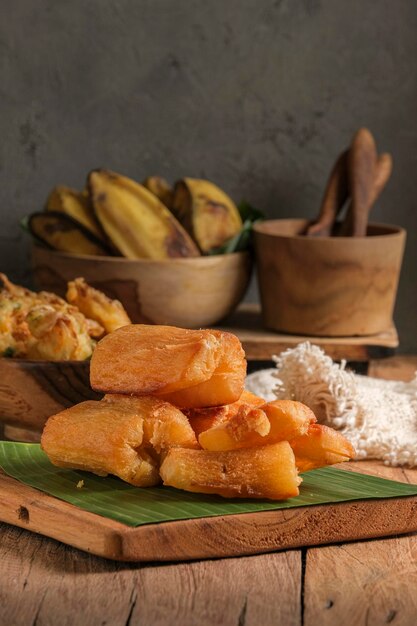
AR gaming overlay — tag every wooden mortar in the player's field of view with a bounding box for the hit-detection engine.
[253,220,406,337]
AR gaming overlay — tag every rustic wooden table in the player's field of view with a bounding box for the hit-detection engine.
[1,356,416,626]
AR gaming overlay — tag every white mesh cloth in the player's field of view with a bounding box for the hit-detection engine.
[246,342,417,467]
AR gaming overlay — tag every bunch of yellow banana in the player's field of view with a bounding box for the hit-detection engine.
[27,170,243,259]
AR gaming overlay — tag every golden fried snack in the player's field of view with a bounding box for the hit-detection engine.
[85,318,105,339]
[66,277,131,334]
[290,424,355,472]
[262,400,317,441]
[25,304,94,360]
[184,390,264,437]
[41,396,198,486]
[199,405,269,451]
[103,394,198,454]
[160,442,301,500]
[90,325,246,407]
[157,330,246,408]
[199,399,316,451]
[0,274,95,360]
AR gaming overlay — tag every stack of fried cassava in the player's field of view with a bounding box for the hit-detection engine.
[41,326,354,500]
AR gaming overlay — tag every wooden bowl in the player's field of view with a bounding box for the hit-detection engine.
[0,359,100,442]
[253,220,406,337]
[31,246,252,328]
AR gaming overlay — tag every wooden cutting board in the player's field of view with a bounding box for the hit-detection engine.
[0,462,416,562]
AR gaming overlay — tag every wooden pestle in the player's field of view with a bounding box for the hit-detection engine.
[345,128,378,237]
[339,151,393,236]
[306,150,349,237]
[307,129,392,237]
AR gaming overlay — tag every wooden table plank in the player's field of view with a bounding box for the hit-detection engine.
[0,522,137,626]
[0,520,301,626]
[304,463,417,626]
[130,552,301,626]
[304,536,417,626]
[217,304,399,361]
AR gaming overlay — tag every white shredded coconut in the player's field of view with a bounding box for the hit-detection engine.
[246,342,417,467]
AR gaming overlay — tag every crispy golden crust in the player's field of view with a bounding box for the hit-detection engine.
[66,277,131,334]
[198,399,316,452]
[0,274,94,360]
[90,326,246,407]
[160,442,301,500]
[290,424,355,472]
[185,390,265,437]
[157,330,246,408]
[41,395,198,486]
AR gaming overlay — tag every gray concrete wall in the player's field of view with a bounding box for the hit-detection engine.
[1,0,416,350]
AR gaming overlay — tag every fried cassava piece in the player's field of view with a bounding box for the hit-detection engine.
[184,390,265,437]
[90,325,246,407]
[290,424,356,472]
[88,169,200,259]
[198,400,317,451]
[172,178,243,253]
[160,442,301,500]
[45,185,105,240]
[29,211,110,256]
[41,395,198,487]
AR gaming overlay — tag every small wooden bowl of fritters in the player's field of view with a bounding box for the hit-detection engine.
[0,274,130,441]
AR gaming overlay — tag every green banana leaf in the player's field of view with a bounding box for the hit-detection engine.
[0,442,416,528]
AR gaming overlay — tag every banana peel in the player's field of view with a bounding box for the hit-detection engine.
[142,176,174,209]
[29,212,111,256]
[172,178,243,253]
[46,186,105,241]
[88,169,200,259]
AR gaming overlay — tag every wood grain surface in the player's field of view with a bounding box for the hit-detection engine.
[304,535,417,626]
[0,527,302,626]
[0,461,415,562]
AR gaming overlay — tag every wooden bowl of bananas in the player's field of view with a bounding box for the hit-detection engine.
[27,171,256,327]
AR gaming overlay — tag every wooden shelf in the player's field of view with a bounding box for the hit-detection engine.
[216,303,399,362]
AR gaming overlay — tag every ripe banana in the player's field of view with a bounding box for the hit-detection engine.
[88,169,200,259]
[172,178,242,253]
[45,186,105,240]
